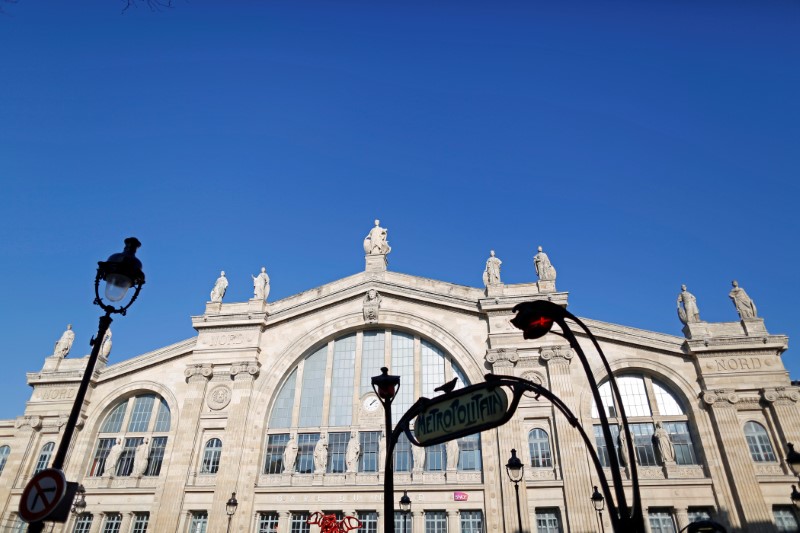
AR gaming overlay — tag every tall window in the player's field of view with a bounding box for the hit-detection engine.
[102,513,122,533]
[744,422,776,462]
[72,514,93,533]
[34,442,54,474]
[425,511,447,533]
[394,512,406,532]
[189,512,208,533]
[258,513,279,533]
[359,432,381,472]
[774,506,799,532]
[131,513,149,533]
[90,393,171,477]
[0,445,10,475]
[594,425,621,468]
[687,508,711,523]
[327,432,349,473]
[528,429,552,468]
[648,510,676,533]
[296,433,320,473]
[592,375,698,467]
[358,512,377,533]
[329,335,356,426]
[264,434,289,474]
[394,433,412,472]
[200,438,223,474]
[460,511,483,533]
[12,517,28,533]
[535,508,561,533]
[291,512,310,533]
[458,434,482,471]
[361,331,385,394]
[425,443,446,471]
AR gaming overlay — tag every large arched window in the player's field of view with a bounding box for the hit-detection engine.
[0,445,9,475]
[89,393,171,477]
[528,429,552,468]
[34,442,54,474]
[744,421,776,462]
[201,438,223,474]
[591,375,697,467]
[265,329,478,474]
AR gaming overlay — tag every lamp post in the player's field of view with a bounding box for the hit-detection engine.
[511,300,645,532]
[372,367,401,533]
[505,449,524,533]
[591,486,605,533]
[225,492,238,533]
[70,485,86,515]
[399,490,411,533]
[26,238,145,533]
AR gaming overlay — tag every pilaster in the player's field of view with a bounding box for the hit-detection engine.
[762,387,800,445]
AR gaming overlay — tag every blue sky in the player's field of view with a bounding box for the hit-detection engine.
[0,0,798,420]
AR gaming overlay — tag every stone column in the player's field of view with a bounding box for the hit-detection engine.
[208,361,260,533]
[120,512,133,533]
[540,345,596,533]
[88,512,104,533]
[762,388,800,447]
[151,364,211,532]
[448,509,460,533]
[279,510,291,533]
[701,390,772,532]
[674,508,690,532]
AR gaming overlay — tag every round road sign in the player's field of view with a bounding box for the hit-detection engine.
[19,468,67,523]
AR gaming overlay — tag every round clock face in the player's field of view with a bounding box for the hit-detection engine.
[362,394,381,412]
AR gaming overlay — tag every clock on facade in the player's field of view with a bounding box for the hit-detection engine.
[362,393,381,413]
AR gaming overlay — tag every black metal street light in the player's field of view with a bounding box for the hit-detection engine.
[505,449,524,533]
[791,486,800,509]
[70,485,86,515]
[372,367,401,533]
[399,490,411,533]
[27,238,145,533]
[226,492,239,533]
[591,486,605,533]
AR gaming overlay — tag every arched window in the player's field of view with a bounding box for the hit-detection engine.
[591,374,698,467]
[265,329,479,475]
[0,445,10,475]
[34,442,54,474]
[89,393,171,477]
[528,429,552,468]
[200,438,223,474]
[744,421,776,462]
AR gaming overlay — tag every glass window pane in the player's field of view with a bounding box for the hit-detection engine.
[73,514,93,533]
[127,395,155,432]
[154,398,171,432]
[116,437,144,476]
[89,438,115,477]
[394,433,412,472]
[296,433,320,473]
[359,431,381,472]
[594,425,621,468]
[663,422,697,465]
[774,506,799,531]
[0,445,9,475]
[132,513,149,533]
[189,512,208,533]
[452,362,470,388]
[461,511,483,533]
[458,434,482,471]
[592,381,616,419]
[100,402,128,433]
[270,369,297,429]
[259,513,280,533]
[264,433,290,474]
[616,376,651,417]
[299,347,327,427]
[424,511,447,533]
[145,437,167,476]
[648,510,676,533]
[327,432,349,473]
[630,423,657,466]
[329,336,356,426]
[102,513,122,533]
[291,513,310,533]
[687,508,711,523]
[34,442,54,474]
[361,331,385,394]
[653,381,684,416]
[744,422,776,462]
[391,332,415,420]
[200,438,222,474]
[421,340,445,398]
[535,508,561,533]
[529,429,553,468]
[425,443,446,471]
[358,512,378,533]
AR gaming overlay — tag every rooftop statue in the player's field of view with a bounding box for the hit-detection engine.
[53,324,75,358]
[363,219,391,255]
[533,246,557,282]
[100,327,112,358]
[252,267,271,302]
[729,280,757,319]
[677,284,701,324]
[483,250,502,286]
[210,271,228,303]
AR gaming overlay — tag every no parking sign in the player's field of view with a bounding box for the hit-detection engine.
[19,468,67,523]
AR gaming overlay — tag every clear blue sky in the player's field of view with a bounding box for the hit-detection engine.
[1,0,798,420]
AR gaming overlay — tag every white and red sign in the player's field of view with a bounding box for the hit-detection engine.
[19,468,67,523]
[453,491,469,502]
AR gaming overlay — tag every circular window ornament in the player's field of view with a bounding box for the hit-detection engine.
[207,385,232,410]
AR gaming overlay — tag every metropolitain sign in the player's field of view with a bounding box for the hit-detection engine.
[413,385,508,446]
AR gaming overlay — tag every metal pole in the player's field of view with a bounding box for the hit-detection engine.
[514,481,522,533]
[404,511,408,533]
[383,404,394,533]
[599,510,605,533]
[227,515,232,533]
[28,313,112,533]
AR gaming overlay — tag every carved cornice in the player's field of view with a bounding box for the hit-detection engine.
[184,364,213,383]
[485,348,519,367]
[540,346,573,366]
[701,389,740,407]
[231,361,260,380]
[762,387,800,406]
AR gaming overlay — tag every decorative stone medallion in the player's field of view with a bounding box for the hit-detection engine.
[207,385,232,410]
[521,371,546,398]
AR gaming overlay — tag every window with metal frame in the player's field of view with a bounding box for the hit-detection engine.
[535,508,561,533]
[630,423,657,466]
[291,512,310,533]
[200,438,222,474]
[0,445,10,475]
[774,506,799,532]
[327,432,349,473]
[72,514,93,533]
[457,434,482,471]
[648,510,676,533]
[394,433,412,472]
[296,434,320,474]
[258,512,279,533]
[425,443,446,472]
[189,511,208,533]
[358,511,378,533]
[131,512,149,533]
[34,442,54,474]
[528,429,552,468]
[424,511,447,533]
[460,510,483,533]
[264,434,289,474]
[102,513,122,533]
[744,421,777,462]
[359,432,381,472]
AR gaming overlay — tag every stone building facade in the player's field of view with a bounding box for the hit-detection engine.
[0,232,797,533]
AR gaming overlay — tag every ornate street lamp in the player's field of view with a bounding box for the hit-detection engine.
[791,486,800,509]
[27,238,145,533]
[372,367,401,533]
[70,485,86,515]
[786,443,800,479]
[505,449,524,533]
[399,490,411,533]
[591,486,605,533]
[226,492,239,533]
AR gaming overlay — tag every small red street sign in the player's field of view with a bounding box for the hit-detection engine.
[19,468,67,523]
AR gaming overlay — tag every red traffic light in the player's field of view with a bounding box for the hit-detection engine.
[511,301,562,339]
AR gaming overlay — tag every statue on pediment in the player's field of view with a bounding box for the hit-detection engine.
[483,250,502,286]
[533,246,557,282]
[53,324,75,358]
[677,284,701,324]
[363,220,391,255]
[729,280,757,319]
[210,271,228,303]
[252,267,271,301]
[363,289,382,323]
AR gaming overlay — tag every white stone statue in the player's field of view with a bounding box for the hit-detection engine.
[210,271,228,303]
[617,431,628,467]
[103,438,124,477]
[378,434,386,472]
[99,328,112,358]
[53,324,75,358]
[653,423,674,464]
[314,433,328,473]
[412,444,425,472]
[533,246,557,282]
[252,267,270,301]
[483,250,502,287]
[283,435,298,473]
[345,433,361,473]
[363,219,391,255]
[677,284,701,324]
[446,439,459,470]
[131,437,150,477]
[363,289,382,324]
[729,280,757,319]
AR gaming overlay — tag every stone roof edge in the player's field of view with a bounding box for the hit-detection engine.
[98,337,197,380]
[576,317,685,353]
